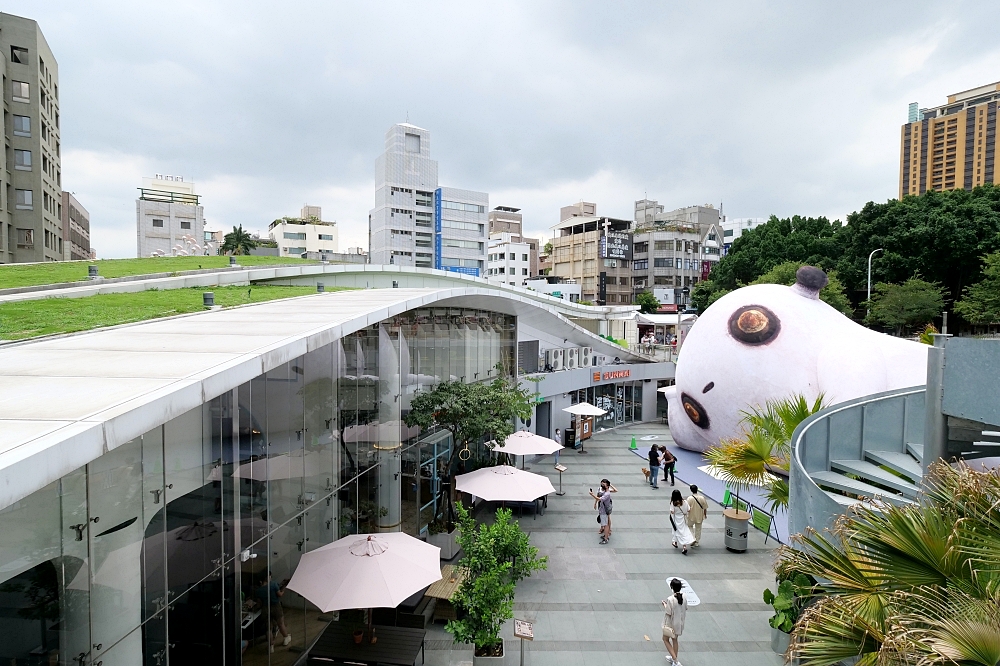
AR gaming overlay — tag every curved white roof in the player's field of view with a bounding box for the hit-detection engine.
[0,287,646,511]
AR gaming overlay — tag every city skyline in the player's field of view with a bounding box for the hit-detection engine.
[8,0,1000,258]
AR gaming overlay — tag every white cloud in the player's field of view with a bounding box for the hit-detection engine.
[13,1,1000,259]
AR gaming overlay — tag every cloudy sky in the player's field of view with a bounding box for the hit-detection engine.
[13,1,1000,258]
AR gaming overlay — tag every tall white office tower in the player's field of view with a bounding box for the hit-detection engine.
[369,123,487,275]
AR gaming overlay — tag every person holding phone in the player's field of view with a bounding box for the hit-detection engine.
[589,479,615,544]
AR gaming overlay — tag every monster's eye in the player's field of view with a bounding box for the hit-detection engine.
[728,304,780,345]
[681,392,710,430]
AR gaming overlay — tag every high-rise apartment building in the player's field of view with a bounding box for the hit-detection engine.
[0,13,61,263]
[369,123,488,275]
[900,81,1000,198]
[549,202,634,304]
[136,175,205,257]
[61,192,91,260]
[630,200,724,309]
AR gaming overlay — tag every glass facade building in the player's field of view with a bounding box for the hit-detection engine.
[0,308,515,666]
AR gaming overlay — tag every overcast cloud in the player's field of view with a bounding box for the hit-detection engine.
[11,1,1000,257]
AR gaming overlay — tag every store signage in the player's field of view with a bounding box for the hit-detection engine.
[599,230,633,260]
[594,369,631,381]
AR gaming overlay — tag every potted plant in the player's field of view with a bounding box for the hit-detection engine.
[445,503,547,665]
[763,572,812,656]
[427,518,459,560]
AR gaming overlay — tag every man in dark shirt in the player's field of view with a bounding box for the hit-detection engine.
[648,444,660,489]
[256,571,291,652]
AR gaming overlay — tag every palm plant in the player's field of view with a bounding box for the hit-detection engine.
[705,394,824,512]
[221,225,256,255]
[778,460,1000,666]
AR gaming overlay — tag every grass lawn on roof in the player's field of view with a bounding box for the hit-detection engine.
[0,255,319,290]
[0,285,346,341]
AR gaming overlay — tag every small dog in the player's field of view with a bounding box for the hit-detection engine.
[641,467,650,482]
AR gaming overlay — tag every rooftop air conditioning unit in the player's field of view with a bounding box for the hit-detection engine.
[581,347,593,367]
[565,348,579,370]
[594,354,608,367]
[545,348,564,371]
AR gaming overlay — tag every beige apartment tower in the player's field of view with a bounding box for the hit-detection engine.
[0,13,62,263]
[900,81,999,198]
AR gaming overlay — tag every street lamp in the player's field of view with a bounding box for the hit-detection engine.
[867,248,884,317]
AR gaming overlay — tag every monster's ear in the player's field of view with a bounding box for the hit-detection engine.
[791,266,828,300]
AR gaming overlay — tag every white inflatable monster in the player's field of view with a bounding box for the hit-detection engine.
[663,266,929,453]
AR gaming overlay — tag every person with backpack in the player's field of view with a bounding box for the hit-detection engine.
[648,443,660,489]
[661,578,688,665]
[589,478,616,544]
[686,484,708,547]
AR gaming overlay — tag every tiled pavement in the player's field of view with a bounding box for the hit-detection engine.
[423,421,784,666]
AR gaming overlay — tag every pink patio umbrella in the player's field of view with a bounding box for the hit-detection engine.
[287,532,442,643]
[493,430,562,470]
[454,465,555,502]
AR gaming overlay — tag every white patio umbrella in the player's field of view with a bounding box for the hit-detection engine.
[455,465,555,502]
[562,402,607,416]
[286,532,442,613]
[562,402,607,454]
[232,450,323,481]
[493,430,561,470]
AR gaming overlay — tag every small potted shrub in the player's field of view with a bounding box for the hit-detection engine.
[763,572,813,656]
[427,518,459,560]
[446,503,547,665]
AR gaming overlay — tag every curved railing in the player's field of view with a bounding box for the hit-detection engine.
[788,386,926,537]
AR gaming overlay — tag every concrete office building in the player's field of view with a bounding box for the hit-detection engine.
[486,232,532,285]
[488,206,540,276]
[900,81,1000,197]
[0,268,671,664]
[550,202,633,305]
[0,13,62,263]
[60,192,91,260]
[369,124,488,275]
[269,205,339,258]
[136,175,205,257]
[630,200,723,309]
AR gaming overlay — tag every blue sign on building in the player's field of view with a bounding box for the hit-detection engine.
[434,188,443,270]
[445,266,480,276]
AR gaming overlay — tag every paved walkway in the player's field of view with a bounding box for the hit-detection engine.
[423,421,784,666]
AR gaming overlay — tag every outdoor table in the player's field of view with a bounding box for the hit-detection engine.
[425,564,466,623]
[308,623,425,665]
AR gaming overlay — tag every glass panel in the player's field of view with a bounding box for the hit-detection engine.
[167,574,224,662]
[377,323,401,532]
[163,406,223,602]
[60,467,91,665]
[88,437,145,656]
[0,479,65,665]
[141,426,166,627]
[265,361,304,529]
[264,520,304,663]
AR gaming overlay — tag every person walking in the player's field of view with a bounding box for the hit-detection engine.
[686,484,708,547]
[669,490,695,554]
[590,479,614,544]
[553,428,562,467]
[659,446,677,486]
[661,578,688,665]
[648,443,660,489]
[256,571,291,652]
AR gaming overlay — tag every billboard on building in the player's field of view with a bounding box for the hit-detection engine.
[600,230,632,260]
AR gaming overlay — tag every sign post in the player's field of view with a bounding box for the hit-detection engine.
[514,619,533,666]
[554,464,567,495]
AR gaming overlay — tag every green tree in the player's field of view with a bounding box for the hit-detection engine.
[403,376,532,521]
[705,394,825,512]
[543,241,553,254]
[780,460,1000,666]
[690,279,731,314]
[752,261,854,316]
[709,215,844,290]
[221,225,257,255]
[446,503,547,656]
[634,290,660,314]
[866,276,945,335]
[955,251,1000,325]
[834,185,1000,306]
